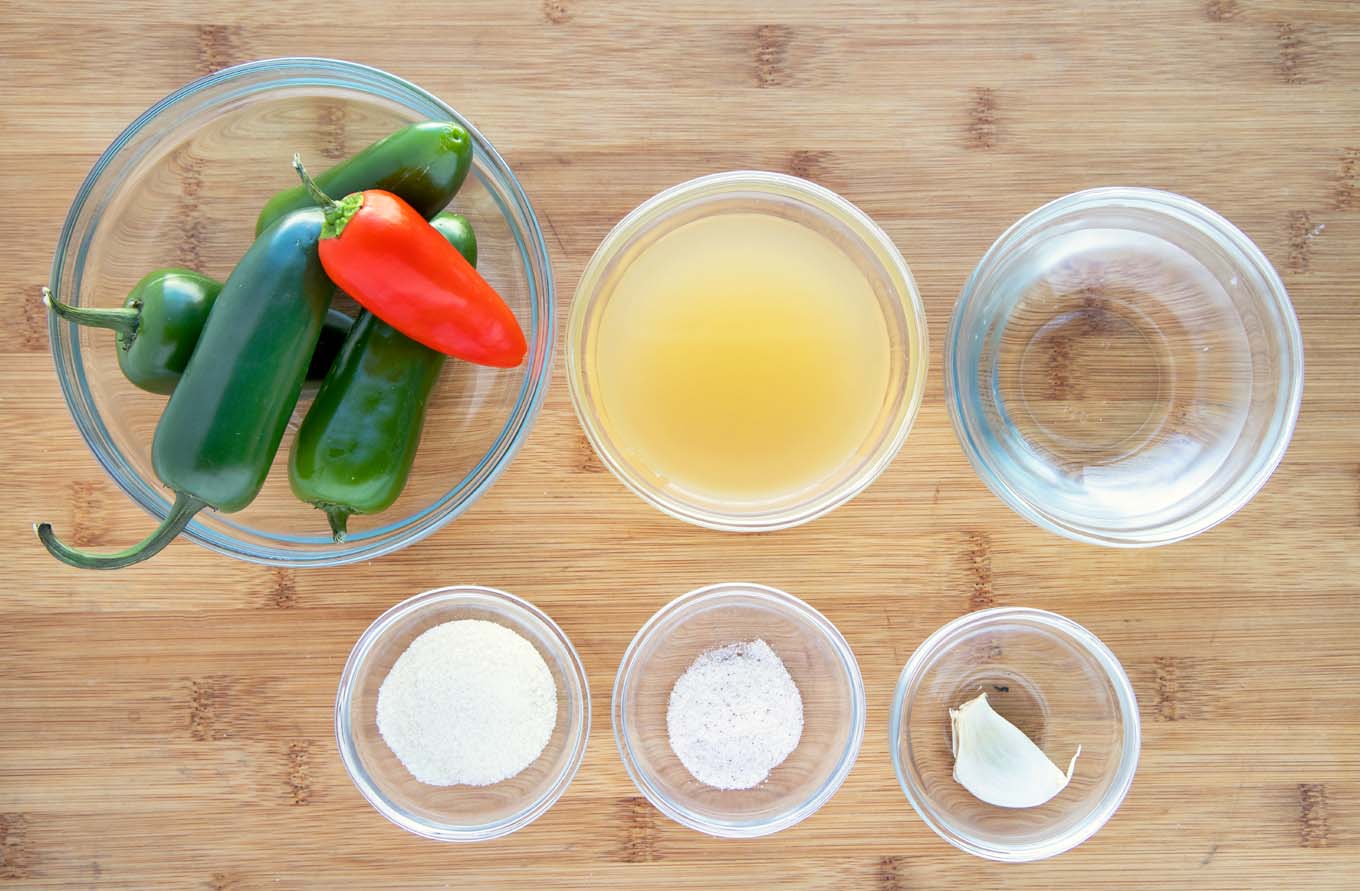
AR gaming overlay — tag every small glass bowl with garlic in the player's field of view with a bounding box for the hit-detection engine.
[889,607,1140,861]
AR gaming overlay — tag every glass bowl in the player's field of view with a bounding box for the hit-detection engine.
[46,58,554,566]
[613,582,865,838]
[568,171,928,531]
[335,586,590,841]
[946,187,1303,547]
[890,607,1140,861]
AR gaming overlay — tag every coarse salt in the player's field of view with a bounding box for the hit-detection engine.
[376,619,557,786]
[666,638,803,790]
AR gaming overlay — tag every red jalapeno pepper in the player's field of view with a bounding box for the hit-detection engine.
[292,155,527,368]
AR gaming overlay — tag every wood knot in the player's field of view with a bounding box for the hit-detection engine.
[1286,210,1322,274]
[175,147,205,200]
[1148,656,1210,722]
[175,217,207,273]
[1334,148,1358,211]
[209,871,244,891]
[317,104,349,161]
[0,813,34,880]
[878,854,906,891]
[1276,23,1307,85]
[1152,656,1184,721]
[970,637,1004,662]
[195,24,241,76]
[287,741,313,806]
[20,287,49,352]
[787,150,833,183]
[965,530,994,610]
[542,0,572,24]
[753,24,792,88]
[174,149,207,272]
[966,87,999,149]
[1204,0,1240,21]
[577,432,606,474]
[68,480,111,547]
[1045,292,1121,400]
[189,676,231,741]
[1298,783,1329,847]
[1045,323,1074,400]
[268,568,297,609]
[617,796,660,863]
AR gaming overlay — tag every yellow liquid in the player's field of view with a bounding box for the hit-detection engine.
[595,212,891,502]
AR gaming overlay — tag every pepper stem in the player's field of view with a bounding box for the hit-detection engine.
[44,287,141,340]
[324,506,351,543]
[292,154,364,239]
[292,154,340,212]
[36,492,207,570]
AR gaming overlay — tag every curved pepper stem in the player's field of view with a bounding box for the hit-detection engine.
[36,492,207,570]
[292,154,363,239]
[44,287,141,340]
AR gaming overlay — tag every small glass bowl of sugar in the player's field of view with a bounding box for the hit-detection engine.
[336,586,590,841]
[613,582,866,838]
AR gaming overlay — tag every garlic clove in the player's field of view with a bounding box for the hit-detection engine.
[949,692,1080,809]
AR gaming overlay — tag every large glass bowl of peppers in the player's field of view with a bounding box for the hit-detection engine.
[43,58,554,567]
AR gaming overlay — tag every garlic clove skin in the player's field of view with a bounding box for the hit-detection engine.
[949,692,1080,809]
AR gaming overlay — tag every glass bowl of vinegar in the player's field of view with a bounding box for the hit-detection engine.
[946,188,1303,546]
[568,171,928,531]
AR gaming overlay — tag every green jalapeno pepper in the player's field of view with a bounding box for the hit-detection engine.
[45,269,219,395]
[45,271,353,395]
[289,213,479,540]
[255,121,473,236]
[37,208,334,569]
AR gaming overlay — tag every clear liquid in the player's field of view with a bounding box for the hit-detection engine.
[595,212,890,503]
[988,228,1252,523]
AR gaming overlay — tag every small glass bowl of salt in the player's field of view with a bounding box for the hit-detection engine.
[613,582,866,838]
[336,586,590,841]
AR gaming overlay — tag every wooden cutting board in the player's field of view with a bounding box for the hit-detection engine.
[2,1,1357,888]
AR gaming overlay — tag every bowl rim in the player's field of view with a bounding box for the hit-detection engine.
[612,581,867,838]
[47,56,555,567]
[945,186,1304,547]
[334,585,591,842]
[889,606,1141,862]
[567,170,929,533]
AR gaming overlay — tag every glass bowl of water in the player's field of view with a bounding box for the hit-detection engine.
[946,187,1303,546]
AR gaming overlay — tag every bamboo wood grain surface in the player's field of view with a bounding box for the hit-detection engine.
[2,1,1358,888]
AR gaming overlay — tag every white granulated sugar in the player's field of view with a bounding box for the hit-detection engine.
[666,638,803,790]
[376,619,557,786]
